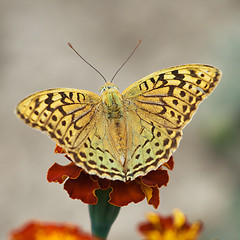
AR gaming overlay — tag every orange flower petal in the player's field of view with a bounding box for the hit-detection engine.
[109,180,145,207]
[54,145,66,154]
[47,162,81,184]
[163,156,174,170]
[64,171,100,204]
[9,220,92,240]
[159,216,174,230]
[49,149,174,208]
[148,187,160,209]
[91,175,111,190]
[141,169,169,188]
[138,222,154,234]
[140,183,153,203]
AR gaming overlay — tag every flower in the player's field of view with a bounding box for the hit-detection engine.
[47,145,174,209]
[138,209,203,240]
[9,220,92,240]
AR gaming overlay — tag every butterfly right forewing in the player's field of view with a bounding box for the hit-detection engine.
[123,64,221,130]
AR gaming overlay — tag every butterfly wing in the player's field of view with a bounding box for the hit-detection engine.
[16,88,101,145]
[70,116,126,181]
[122,64,221,180]
[16,88,126,181]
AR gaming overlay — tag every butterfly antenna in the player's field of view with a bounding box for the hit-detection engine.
[110,40,142,83]
[68,42,107,83]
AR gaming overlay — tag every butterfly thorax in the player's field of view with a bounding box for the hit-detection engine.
[100,83,127,166]
[101,83,124,118]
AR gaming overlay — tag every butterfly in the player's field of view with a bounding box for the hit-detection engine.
[16,64,221,182]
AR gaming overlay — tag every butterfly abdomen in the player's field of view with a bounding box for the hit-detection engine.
[101,83,127,165]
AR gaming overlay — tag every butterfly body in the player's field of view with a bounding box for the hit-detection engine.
[16,64,221,182]
[101,83,127,166]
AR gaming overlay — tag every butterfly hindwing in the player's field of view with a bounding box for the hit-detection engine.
[125,109,182,180]
[67,118,126,181]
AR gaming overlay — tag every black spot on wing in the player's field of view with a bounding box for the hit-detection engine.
[146,157,154,163]
[178,81,186,88]
[89,160,96,165]
[196,80,202,85]
[146,148,151,154]
[79,152,87,158]
[180,91,186,97]
[156,149,164,155]
[69,92,73,99]
[163,139,169,146]
[172,99,178,105]
[190,70,198,78]
[100,164,108,170]
[58,106,67,116]
[172,70,185,80]
[150,77,156,84]
[45,94,54,105]
[135,154,140,159]
[52,115,57,121]
[133,163,142,170]
[139,81,149,91]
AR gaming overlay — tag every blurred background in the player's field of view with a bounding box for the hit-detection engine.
[1,0,240,239]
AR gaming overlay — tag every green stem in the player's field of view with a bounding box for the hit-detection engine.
[89,188,121,239]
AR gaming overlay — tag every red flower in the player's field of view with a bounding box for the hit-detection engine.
[138,209,203,240]
[47,145,174,208]
[9,220,92,240]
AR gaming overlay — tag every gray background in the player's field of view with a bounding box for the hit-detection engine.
[1,1,240,239]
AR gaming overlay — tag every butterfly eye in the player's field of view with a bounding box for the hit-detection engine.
[100,86,107,93]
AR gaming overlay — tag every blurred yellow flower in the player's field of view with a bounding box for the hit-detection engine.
[138,209,203,240]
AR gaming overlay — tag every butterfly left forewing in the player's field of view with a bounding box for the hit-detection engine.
[16,88,101,154]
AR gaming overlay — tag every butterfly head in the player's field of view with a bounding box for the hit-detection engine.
[100,82,119,94]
